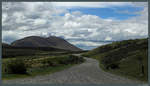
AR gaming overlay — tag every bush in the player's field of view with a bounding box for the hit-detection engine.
[42,59,58,67]
[68,55,85,64]
[105,63,120,70]
[57,55,85,65]
[4,59,27,74]
[79,56,85,62]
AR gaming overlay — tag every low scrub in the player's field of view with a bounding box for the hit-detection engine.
[3,59,27,74]
[82,38,148,81]
[3,55,85,75]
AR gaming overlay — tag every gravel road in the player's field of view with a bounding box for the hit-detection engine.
[3,57,144,84]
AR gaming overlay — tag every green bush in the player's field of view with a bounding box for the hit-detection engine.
[79,56,85,62]
[2,55,85,74]
[57,55,85,65]
[4,59,27,74]
[105,62,120,70]
[42,58,59,67]
[68,55,85,64]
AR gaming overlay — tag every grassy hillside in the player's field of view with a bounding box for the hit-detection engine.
[2,45,86,58]
[2,44,86,79]
[82,38,148,82]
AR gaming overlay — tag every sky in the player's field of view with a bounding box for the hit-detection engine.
[2,2,148,50]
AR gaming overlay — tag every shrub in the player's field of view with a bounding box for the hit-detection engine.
[79,56,85,62]
[105,63,120,70]
[68,55,85,64]
[57,55,85,65]
[42,59,58,67]
[4,59,27,74]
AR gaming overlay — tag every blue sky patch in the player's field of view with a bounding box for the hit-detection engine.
[67,6,143,20]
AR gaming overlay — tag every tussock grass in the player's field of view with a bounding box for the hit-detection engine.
[82,38,148,82]
[2,54,85,80]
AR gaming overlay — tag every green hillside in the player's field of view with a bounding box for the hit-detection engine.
[2,46,68,58]
[2,44,86,58]
[82,38,148,82]
[2,43,86,80]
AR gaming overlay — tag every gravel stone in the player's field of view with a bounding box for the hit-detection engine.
[3,57,145,84]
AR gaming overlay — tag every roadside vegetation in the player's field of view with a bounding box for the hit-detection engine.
[2,46,85,80]
[82,38,148,82]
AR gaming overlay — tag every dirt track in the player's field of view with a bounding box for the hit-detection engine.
[3,57,143,84]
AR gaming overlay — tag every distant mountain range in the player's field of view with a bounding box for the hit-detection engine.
[3,36,82,51]
[2,43,12,48]
[66,39,116,42]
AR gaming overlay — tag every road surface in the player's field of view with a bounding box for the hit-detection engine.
[3,56,143,84]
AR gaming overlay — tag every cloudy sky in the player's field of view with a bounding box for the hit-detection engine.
[2,2,148,50]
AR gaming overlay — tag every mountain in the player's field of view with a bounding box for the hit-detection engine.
[2,43,12,48]
[82,38,148,81]
[11,36,82,51]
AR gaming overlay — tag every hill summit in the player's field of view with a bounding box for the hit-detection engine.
[11,36,82,51]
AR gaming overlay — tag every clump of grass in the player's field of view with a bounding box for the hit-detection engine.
[3,59,27,74]
[82,38,148,82]
[2,54,85,80]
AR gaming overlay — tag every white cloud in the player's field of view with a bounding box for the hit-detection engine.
[18,26,29,31]
[64,21,81,28]
[2,2,148,49]
[105,36,112,41]
[2,30,21,43]
[33,19,47,26]
[70,40,109,47]
[51,2,133,8]
[2,13,7,24]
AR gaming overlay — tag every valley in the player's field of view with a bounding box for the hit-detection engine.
[2,36,148,84]
[2,36,85,80]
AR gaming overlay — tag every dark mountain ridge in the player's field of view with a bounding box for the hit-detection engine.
[11,36,82,51]
[2,43,12,48]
